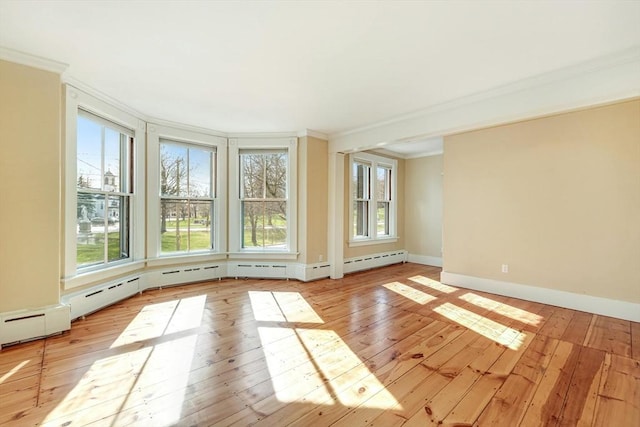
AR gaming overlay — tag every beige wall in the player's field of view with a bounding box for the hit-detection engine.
[0,60,61,312]
[443,99,640,303]
[343,152,405,259]
[405,155,443,259]
[298,136,328,264]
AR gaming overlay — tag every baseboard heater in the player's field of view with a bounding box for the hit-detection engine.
[63,275,142,321]
[343,250,408,274]
[0,304,70,348]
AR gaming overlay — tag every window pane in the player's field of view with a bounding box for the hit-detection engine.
[377,201,390,236]
[160,143,188,196]
[77,116,102,191]
[242,201,265,248]
[376,166,390,201]
[353,163,369,200]
[188,200,213,251]
[240,153,265,199]
[77,193,104,267]
[103,127,121,192]
[189,147,212,198]
[108,196,129,261]
[161,200,188,253]
[265,153,287,198]
[242,201,287,249]
[354,200,369,237]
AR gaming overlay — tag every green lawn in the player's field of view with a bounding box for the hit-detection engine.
[161,230,211,252]
[77,232,125,265]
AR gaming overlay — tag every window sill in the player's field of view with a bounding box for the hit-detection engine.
[227,251,299,260]
[348,237,398,248]
[147,252,227,267]
[62,260,146,290]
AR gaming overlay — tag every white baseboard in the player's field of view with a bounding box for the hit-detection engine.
[407,254,442,267]
[441,271,640,322]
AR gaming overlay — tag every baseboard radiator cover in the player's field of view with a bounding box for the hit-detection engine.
[145,262,226,289]
[0,304,70,348]
[343,250,408,275]
[62,274,144,321]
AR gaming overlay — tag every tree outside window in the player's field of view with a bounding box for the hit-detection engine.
[76,111,132,268]
[240,150,288,249]
[159,140,215,254]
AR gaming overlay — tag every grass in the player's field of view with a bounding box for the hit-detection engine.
[77,232,125,265]
[161,230,211,253]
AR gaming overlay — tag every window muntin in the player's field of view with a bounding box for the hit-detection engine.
[159,140,216,254]
[76,111,133,268]
[350,153,397,244]
[240,150,288,250]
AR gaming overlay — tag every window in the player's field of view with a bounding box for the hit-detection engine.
[159,140,216,254]
[350,152,397,245]
[76,110,133,268]
[64,86,145,288]
[229,138,297,256]
[146,124,226,261]
[240,149,287,249]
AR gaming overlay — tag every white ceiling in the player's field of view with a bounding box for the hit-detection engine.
[1,1,639,154]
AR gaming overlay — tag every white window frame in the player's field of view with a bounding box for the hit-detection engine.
[147,124,227,265]
[228,137,298,258]
[348,152,398,247]
[62,85,146,289]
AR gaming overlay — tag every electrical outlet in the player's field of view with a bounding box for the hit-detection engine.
[319,254,323,262]
[501,264,509,273]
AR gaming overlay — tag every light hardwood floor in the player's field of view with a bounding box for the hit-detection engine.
[1,263,638,426]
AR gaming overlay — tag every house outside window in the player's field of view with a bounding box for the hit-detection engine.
[76,110,133,268]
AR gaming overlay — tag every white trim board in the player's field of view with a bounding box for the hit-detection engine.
[0,45,68,74]
[329,47,640,153]
[407,254,442,268]
[441,271,640,323]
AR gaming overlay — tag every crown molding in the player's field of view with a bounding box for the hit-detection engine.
[329,46,640,152]
[147,117,227,138]
[372,148,443,160]
[227,131,298,139]
[0,45,68,74]
[297,129,329,140]
[64,76,149,122]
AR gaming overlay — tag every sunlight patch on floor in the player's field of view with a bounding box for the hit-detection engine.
[459,293,543,326]
[44,297,205,426]
[110,295,207,348]
[433,302,526,350]
[252,290,401,409]
[408,275,459,293]
[258,326,333,404]
[250,291,324,323]
[383,281,437,305]
[297,329,402,409]
[0,360,30,384]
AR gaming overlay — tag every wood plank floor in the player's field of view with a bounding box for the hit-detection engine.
[1,263,638,426]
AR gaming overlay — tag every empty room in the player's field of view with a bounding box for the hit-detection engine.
[0,1,638,426]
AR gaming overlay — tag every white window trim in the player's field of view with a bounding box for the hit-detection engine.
[348,152,398,247]
[228,137,298,257]
[62,85,146,289]
[147,123,227,262]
